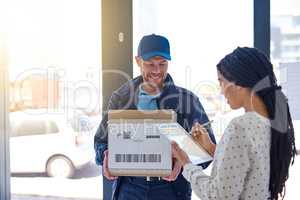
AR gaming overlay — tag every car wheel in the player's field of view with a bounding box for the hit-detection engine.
[46,155,75,178]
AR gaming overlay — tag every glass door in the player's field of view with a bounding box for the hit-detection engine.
[5,0,102,199]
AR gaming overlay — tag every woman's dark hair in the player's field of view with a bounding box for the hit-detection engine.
[216,47,296,200]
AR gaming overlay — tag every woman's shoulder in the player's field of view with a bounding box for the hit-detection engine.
[225,113,250,131]
[230,112,270,127]
[225,112,270,138]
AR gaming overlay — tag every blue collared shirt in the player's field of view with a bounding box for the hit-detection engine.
[137,85,161,110]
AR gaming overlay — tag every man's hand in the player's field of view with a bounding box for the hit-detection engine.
[162,158,182,182]
[102,150,118,180]
[171,141,192,167]
[191,122,216,156]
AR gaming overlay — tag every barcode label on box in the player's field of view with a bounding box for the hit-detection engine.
[115,154,161,163]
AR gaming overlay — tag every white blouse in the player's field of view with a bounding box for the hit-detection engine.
[183,112,271,200]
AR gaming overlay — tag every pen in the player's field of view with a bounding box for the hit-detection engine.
[190,120,214,135]
[201,120,214,128]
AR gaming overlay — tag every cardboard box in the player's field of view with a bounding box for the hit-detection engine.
[108,109,176,177]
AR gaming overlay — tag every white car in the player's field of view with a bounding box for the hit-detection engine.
[9,111,95,178]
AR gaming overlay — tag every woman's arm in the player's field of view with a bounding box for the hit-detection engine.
[173,121,251,200]
[191,122,216,156]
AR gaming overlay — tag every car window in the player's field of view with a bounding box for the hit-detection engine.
[18,120,47,136]
[47,120,59,133]
[11,119,59,137]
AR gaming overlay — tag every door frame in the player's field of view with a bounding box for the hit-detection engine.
[0,34,11,200]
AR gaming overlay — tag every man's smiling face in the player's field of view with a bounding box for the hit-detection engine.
[136,56,169,90]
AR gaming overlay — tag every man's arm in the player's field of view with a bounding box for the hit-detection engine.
[94,92,120,166]
[94,114,108,166]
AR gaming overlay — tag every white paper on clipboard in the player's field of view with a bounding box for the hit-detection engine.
[157,123,213,164]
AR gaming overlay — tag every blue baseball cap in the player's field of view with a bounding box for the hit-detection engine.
[137,34,171,61]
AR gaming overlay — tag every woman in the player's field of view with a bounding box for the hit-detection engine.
[172,47,296,200]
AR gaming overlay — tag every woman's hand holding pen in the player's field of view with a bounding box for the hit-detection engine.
[191,122,216,156]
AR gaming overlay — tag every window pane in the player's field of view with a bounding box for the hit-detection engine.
[7,0,102,199]
[133,0,253,138]
[271,0,300,199]
[134,3,252,198]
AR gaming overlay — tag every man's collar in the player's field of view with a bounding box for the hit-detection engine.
[138,84,161,98]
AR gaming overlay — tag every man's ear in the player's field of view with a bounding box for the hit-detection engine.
[135,56,142,67]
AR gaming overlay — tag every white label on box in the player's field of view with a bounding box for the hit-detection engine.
[108,122,172,173]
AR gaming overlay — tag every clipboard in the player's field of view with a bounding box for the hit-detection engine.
[157,123,213,164]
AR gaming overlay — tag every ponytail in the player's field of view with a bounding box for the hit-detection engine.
[256,88,296,199]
